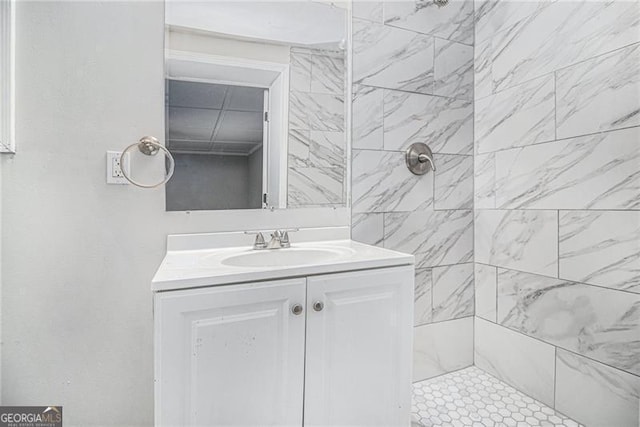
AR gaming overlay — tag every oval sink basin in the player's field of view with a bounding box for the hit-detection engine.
[220,247,346,268]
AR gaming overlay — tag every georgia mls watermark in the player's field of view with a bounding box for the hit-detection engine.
[0,407,62,427]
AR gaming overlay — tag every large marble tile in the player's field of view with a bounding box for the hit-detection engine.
[290,50,311,92]
[475,263,497,322]
[383,90,473,154]
[475,75,555,154]
[384,0,474,45]
[559,210,640,294]
[432,263,474,322]
[555,349,640,427]
[352,85,383,150]
[497,268,640,376]
[352,1,383,23]
[414,268,433,326]
[556,42,640,139]
[487,1,640,93]
[288,166,343,207]
[413,317,473,382]
[308,131,345,169]
[494,127,640,210]
[352,149,433,213]
[352,18,434,94]
[385,209,473,268]
[310,52,345,95]
[475,209,558,277]
[433,38,473,100]
[351,213,384,247]
[433,154,473,210]
[474,152,495,209]
[474,318,555,407]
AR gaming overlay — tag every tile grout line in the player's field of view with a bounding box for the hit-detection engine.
[473,262,640,297]
[474,123,640,156]
[475,316,640,380]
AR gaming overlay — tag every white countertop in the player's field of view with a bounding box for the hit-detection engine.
[152,233,414,291]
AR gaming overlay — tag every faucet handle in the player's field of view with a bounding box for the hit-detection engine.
[244,231,267,249]
[271,230,282,239]
[280,228,298,248]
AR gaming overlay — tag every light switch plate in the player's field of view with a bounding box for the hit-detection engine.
[106,151,130,184]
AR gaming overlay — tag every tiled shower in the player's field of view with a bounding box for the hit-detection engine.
[349,1,640,426]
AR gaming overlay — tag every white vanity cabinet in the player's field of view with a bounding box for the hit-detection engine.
[154,265,414,427]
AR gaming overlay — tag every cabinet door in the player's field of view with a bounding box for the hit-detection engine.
[154,279,306,426]
[304,266,414,426]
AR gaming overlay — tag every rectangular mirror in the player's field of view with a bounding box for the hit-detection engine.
[0,0,15,153]
[164,1,349,211]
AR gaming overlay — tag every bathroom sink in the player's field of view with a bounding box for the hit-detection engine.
[220,247,347,268]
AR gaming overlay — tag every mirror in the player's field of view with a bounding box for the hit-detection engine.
[0,0,15,153]
[164,1,349,211]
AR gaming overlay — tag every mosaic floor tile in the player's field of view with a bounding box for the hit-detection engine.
[412,366,583,427]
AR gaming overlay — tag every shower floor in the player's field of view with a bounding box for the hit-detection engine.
[411,367,583,427]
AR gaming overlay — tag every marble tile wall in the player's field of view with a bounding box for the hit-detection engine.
[473,1,640,425]
[288,47,347,208]
[350,0,475,382]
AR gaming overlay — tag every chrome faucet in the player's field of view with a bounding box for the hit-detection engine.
[245,229,298,250]
[267,230,284,249]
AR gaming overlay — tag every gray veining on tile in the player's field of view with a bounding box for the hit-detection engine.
[383,90,473,154]
[433,38,473,100]
[384,0,474,45]
[352,149,433,213]
[475,75,555,154]
[352,1,383,23]
[290,50,312,92]
[497,268,640,376]
[307,92,345,132]
[352,85,383,150]
[555,349,640,427]
[434,154,473,210]
[414,268,433,326]
[432,263,474,322]
[473,34,493,100]
[556,42,640,139]
[475,209,558,277]
[414,317,473,382]
[474,0,553,46]
[309,131,345,169]
[559,210,640,294]
[475,263,497,323]
[351,213,384,247]
[474,318,556,408]
[353,18,434,94]
[474,152,495,209]
[494,126,640,210]
[288,166,343,207]
[288,129,310,167]
[385,210,473,269]
[311,52,345,95]
[487,1,640,93]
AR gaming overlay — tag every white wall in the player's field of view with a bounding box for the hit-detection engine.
[1,2,346,425]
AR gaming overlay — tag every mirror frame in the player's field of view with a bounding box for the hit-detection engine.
[0,0,15,153]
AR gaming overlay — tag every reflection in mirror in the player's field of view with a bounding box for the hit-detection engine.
[164,1,348,211]
[166,81,266,211]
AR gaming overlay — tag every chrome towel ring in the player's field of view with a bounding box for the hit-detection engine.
[120,136,175,188]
